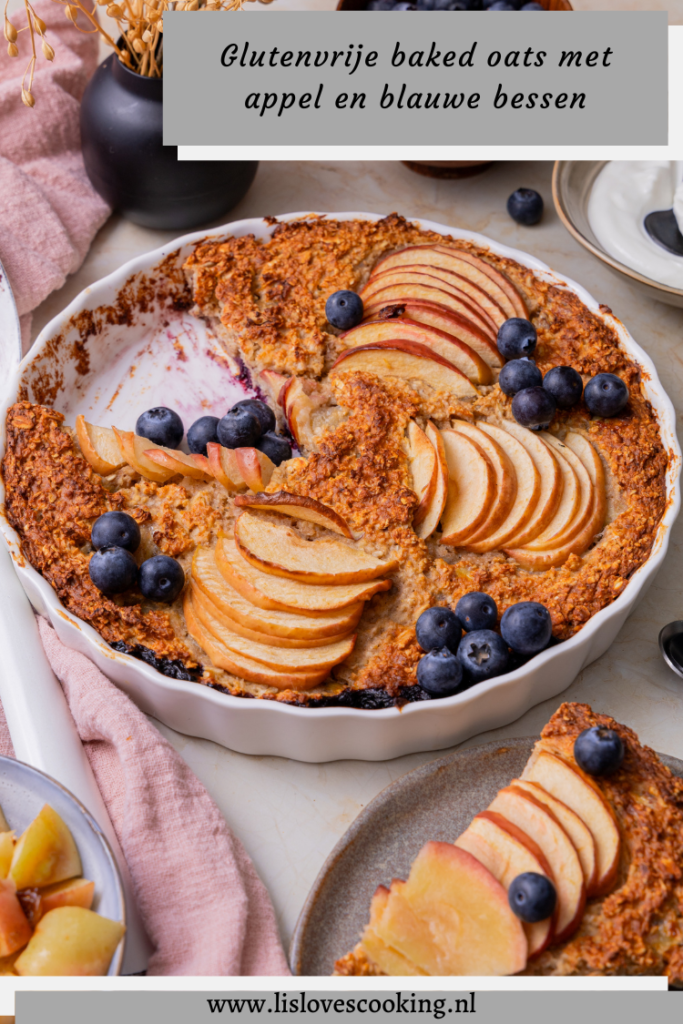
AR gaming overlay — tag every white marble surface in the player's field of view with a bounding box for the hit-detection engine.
[29,160,683,955]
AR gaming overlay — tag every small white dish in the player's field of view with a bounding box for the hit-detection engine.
[0,213,679,763]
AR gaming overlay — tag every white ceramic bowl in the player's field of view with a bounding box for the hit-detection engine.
[1,213,679,763]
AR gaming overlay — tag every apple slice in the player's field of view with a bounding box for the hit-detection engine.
[14,906,125,976]
[407,421,438,527]
[0,879,31,957]
[455,811,555,956]
[361,272,498,339]
[510,438,580,553]
[281,376,316,446]
[365,266,506,332]
[0,834,14,880]
[233,491,353,538]
[144,446,212,481]
[496,420,563,547]
[415,422,449,541]
[340,318,492,385]
[365,300,503,369]
[184,592,331,690]
[359,283,497,342]
[451,421,517,545]
[206,443,247,492]
[372,842,527,976]
[234,449,276,492]
[234,511,398,585]
[439,429,495,546]
[524,433,594,549]
[512,779,597,892]
[112,428,176,484]
[75,416,126,476]
[487,786,585,943]
[258,369,289,407]
[216,537,391,614]
[361,886,427,976]
[431,245,528,318]
[522,750,619,897]
[39,878,95,917]
[192,547,363,640]
[10,805,81,891]
[330,341,478,400]
[467,423,541,552]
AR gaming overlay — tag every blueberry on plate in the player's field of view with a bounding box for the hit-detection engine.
[325,291,364,331]
[417,647,465,697]
[456,629,509,683]
[139,555,185,603]
[497,318,537,360]
[499,358,542,396]
[500,601,552,655]
[216,406,262,449]
[416,606,462,654]
[91,511,140,553]
[507,188,544,226]
[135,407,183,449]
[232,399,276,435]
[543,366,583,409]
[511,386,556,430]
[508,873,557,923]
[455,592,497,633]
[574,726,625,776]
[89,546,138,596]
[187,416,220,456]
[584,373,629,418]
[256,431,291,466]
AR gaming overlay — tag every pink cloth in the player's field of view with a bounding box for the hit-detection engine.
[0,0,111,351]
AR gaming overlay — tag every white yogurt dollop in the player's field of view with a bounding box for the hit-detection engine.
[587,161,683,289]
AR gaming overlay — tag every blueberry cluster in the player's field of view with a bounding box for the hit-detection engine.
[367,0,546,10]
[88,511,185,602]
[495,319,629,429]
[188,399,291,466]
[414,594,552,698]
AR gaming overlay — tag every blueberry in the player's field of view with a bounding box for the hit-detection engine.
[325,291,364,331]
[139,555,185,603]
[574,726,625,776]
[507,188,544,226]
[500,601,552,655]
[584,373,629,418]
[511,386,556,430]
[232,399,276,435]
[508,873,557,923]
[89,546,138,596]
[187,416,220,456]
[216,406,261,449]
[497,318,537,360]
[488,2,516,8]
[416,606,462,654]
[521,2,544,7]
[455,592,498,633]
[499,358,542,396]
[367,0,395,7]
[417,648,465,697]
[135,407,183,449]
[393,2,416,7]
[91,511,140,553]
[456,629,509,683]
[256,431,291,466]
[543,366,584,409]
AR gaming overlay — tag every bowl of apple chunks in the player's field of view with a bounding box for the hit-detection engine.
[0,758,125,976]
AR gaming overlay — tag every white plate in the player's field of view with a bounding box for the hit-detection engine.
[0,213,679,763]
[0,754,126,975]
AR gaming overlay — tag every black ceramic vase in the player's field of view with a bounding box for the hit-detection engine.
[80,53,258,231]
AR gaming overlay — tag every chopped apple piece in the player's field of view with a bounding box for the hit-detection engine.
[451,421,517,544]
[10,805,81,891]
[144,446,212,481]
[234,511,398,585]
[14,906,125,976]
[75,416,127,476]
[497,420,562,547]
[112,428,176,484]
[216,537,390,614]
[0,809,8,835]
[407,421,438,527]
[512,780,597,892]
[330,341,479,399]
[487,786,585,942]
[206,443,247,492]
[467,423,541,552]
[415,422,449,541]
[365,300,503,368]
[439,429,495,545]
[39,878,95,917]
[0,834,14,880]
[522,750,619,897]
[0,879,31,957]
[372,842,527,976]
[184,593,328,690]
[456,811,555,957]
[365,265,506,332]
[233,491,353,538]
[361,886,427,976]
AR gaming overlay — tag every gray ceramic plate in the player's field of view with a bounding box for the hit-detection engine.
[290,737,683,977]
[0,755,126,976]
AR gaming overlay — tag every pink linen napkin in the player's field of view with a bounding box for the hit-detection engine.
[0,617,290,976]
[0,0,111,352]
